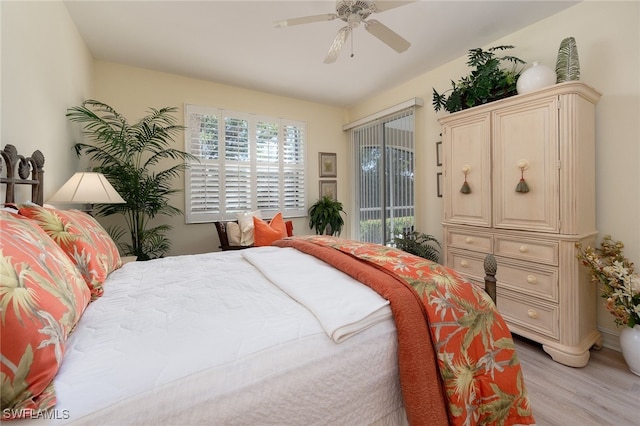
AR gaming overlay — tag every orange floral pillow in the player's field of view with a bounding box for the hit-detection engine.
[253,212,288,246]
[0,211,90,419]
[18,205,122,300]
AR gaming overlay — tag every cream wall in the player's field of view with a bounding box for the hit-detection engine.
[347,1,640,343]
[92,61,348,255]
[1,1,93,198]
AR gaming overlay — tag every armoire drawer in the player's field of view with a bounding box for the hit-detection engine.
[494,235,559,266]
[446,249,486,281]
[497,289,559,339]
[447,229,492,254]
[494,258,559,302]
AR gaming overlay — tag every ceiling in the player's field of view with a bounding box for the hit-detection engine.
[64,0,579,108]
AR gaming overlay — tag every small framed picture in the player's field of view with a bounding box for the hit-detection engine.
[436,141,442,167]
[437,172,443,198]
[319,152,337,178]
[319,180,337,200]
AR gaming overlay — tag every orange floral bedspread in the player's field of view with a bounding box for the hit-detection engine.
[275,236,534,426]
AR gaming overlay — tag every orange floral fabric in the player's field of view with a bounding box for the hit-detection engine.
[277,236,534,426]
[0,211,90,419]
[18,206,122,300]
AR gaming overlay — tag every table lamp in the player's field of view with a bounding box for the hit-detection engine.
[48,172,125,212]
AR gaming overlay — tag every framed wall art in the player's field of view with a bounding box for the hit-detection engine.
[319,152,337,178]
[436,141,442,167]
[437,172,443,198]
[319,180,337,200]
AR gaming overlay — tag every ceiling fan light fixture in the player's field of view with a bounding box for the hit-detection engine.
[275,0,414,63]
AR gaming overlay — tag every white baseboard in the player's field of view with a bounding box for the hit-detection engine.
[598,327,621,352]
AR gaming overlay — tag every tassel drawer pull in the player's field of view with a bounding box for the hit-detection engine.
[516,159,530,193]
[460,165,471,194]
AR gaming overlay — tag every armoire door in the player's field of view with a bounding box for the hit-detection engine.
[492,96,560,233]
[443,113,491,227]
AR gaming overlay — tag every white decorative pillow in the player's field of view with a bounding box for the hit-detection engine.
[226,221,242,245]
[237,210,262,246]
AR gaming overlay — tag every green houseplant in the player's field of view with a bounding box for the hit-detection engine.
[308,195,345,236]
[432,45,525,113]
[67,100,196,260]
[391,229,441,263]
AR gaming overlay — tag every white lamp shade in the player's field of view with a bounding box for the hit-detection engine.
[48,172,125,204]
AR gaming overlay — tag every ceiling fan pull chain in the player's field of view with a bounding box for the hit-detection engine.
[351,28,355,58]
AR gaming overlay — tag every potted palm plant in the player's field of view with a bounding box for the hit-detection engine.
[67,100,197,260]
[308,195,345,236]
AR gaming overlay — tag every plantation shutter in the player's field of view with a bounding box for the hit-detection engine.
[185,105,306,223]
[255,119,280,211]
[223,114,251,215]
[185,106,221,223]
[282,120,306,213]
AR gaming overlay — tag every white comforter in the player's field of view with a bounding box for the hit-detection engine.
[22,248,403,425]
[242,247,392,343]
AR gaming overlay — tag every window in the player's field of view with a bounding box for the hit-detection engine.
[350,108,415,244]
[185,105,305,223]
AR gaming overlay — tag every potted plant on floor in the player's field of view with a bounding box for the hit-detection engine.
[67,100,197,260]
[308,195,345,236]
[390,229,441,263]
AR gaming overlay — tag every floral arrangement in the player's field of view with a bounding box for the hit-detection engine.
[576,236,640,328]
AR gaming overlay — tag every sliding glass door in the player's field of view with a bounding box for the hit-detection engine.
[351,108,415,244]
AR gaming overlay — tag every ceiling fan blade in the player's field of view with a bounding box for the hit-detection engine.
[364,19,410,53]
[371,1,416,13]
[274,13,337,28]
[324,26,351,64]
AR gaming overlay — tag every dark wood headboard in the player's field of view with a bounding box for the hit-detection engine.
[1,144,45,205]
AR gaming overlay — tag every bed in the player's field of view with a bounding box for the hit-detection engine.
[1,144,535,425]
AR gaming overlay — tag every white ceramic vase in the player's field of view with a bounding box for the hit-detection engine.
[620,324,640,376]
[516,61,557,95]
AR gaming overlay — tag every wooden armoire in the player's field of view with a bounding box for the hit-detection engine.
[439,82,602,367]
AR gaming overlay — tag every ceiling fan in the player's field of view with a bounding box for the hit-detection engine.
[274,0,415,64]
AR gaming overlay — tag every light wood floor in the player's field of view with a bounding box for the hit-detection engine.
[514,336,640,426]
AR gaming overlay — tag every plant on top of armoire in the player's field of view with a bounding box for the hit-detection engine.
[432,45,525,113]
[67,100,197,260]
